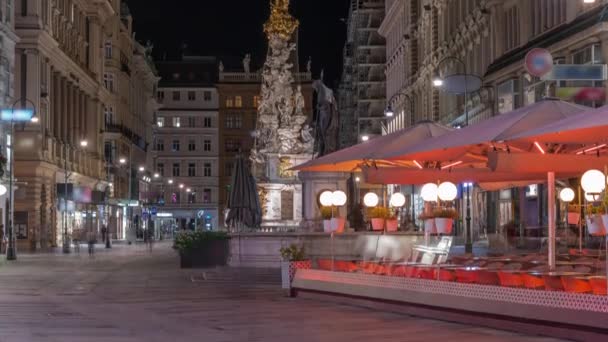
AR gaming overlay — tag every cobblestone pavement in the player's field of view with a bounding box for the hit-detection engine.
[0,243,564,342]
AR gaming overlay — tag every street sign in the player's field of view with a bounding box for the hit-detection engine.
[197,210,205,219]
[151,207,158,215]
[556,87,606,102]
[525,48,553,77]
[541,64,607,81]
[0,108,35,122]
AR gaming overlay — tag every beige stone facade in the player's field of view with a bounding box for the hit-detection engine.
[11,0,157,250]
[380,0,608,133]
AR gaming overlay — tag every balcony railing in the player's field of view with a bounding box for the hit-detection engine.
[104,123,148,151]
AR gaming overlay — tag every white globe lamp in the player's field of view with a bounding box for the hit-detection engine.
[437,182,458,201]
[331,190,347,206]
[319,190,334,207]
[581,169,605,194]
[559,188,575,203]
[363,192,379,208]
[0,184,7,196]
[390,193,406,208]
[420,183,438,202]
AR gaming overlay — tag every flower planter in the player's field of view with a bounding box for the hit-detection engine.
[386,219,398,232]
[424,219,436,234]
[323,220,332,233]
[179,239,230,269]
[435,218,453,234]
[371,218,385,231]
[587,215,606,236]
[281,260,312,296]
[331,218,346,233]
[567,212,581,225]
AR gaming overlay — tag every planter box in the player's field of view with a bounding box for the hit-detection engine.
[424,219,436,234]
[179,239,230,268]
[281,260,312,296]
[587,215,606,237]
[371,218,385,231]
[386,219,398,232]
[568,212,581,225]
[331,218,346,233]
[323,220,332,233]
[435,218,453,234]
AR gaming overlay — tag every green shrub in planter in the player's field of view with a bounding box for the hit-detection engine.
[173,231,231,268]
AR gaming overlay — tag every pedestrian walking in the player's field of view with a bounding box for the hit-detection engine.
[101,225,107,244]
[87,229,96,257]
[146,228,154,253]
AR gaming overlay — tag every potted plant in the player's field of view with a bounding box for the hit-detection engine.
[385,209,399,232]
[567,204,581,225]
[587,206,607,236]
[173,230,231,268]
[320,206,333,232]
[279,244,311,295]
[418,212,436,234]
[433,208,458,234]
[369,207,388,231]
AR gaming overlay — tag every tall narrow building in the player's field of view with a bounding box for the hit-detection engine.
[153,56,220,231]
[338,0,386,148]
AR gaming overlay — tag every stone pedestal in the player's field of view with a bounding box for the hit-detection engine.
[256,153,312,228]
[298,171,350,231]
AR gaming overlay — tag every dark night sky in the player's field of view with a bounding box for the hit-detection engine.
[125,0,350,86]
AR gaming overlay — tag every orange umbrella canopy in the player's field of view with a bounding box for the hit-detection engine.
[292,121,452,172]
[508,104,608,144]
[375,98,590,163]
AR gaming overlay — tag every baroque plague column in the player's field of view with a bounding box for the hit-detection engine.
[250,0,314,229]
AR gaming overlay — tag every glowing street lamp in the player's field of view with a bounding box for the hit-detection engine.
[420,183,438,202]
[319,190,333,207]
[437,182,458,201]
[390,193,406,208]
[581,169,605,201]
[331,190,347,207]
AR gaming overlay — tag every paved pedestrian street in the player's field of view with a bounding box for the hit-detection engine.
[0,243,563,342]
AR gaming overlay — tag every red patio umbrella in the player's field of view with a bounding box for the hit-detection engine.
[376,98,590,163]
[292,121,452,172]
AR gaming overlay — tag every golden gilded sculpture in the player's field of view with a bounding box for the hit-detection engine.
[258,187,268,217]
[263,0,299,40]
[278,157,295,178]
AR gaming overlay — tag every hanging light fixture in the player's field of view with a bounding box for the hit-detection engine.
[437,182,458,201]
[363,192,379,207]
[390,193,406,208]
[420,183,438,202]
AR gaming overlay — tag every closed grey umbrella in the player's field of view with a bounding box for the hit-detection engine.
[226,155,262,229]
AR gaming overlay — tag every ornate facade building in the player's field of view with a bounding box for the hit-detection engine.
[0,0,18,235]
[379,0,608,239]
[338,0,386,148]
[381,0,608,133]
[153,56,220,231]
[11,0,157,250]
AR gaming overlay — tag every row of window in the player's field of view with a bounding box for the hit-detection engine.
[155,138,213,152]
[157,90,213,102]
[156,162,213,177]
[157,116,213,128]
[225,95,260,108]
[160,189,213,204]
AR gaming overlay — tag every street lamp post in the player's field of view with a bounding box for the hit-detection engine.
[433,56,482,254]
[62,127,88,254]
[3,99,39,260]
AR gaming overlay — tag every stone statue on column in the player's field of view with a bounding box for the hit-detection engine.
[243,54,251,74]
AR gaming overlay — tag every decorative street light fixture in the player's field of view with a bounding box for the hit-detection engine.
[385,92,415,126]
[1,99,38,260]
[363,192,379,208]
[420,183,438,202]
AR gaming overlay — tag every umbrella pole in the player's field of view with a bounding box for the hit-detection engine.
[578,185,583,253]
[548,171,556,271]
